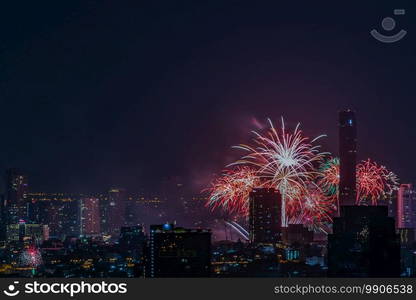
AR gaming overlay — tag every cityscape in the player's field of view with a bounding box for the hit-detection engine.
[1,3,416,291]
[0,110,415,278]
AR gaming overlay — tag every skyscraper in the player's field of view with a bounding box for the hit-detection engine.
[100,188,126,237]
[147,224,211,277]
[397,184,416,229]
[80,197,100,235]
[5,169,29,224]
[338,110,357,206]
[27,193,80,238]
[249,188,282,244]
[119,225,146,261]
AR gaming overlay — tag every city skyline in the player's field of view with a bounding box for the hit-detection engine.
[0,1,415,280]
[0,108,415,278]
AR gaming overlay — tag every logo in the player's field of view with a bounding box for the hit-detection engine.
[371,9,407,43]
[3,281,20,297]
[3,281,127,297]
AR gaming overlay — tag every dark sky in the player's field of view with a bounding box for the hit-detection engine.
[0,1,415,193]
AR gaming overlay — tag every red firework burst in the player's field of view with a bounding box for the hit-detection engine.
[289,182,335,233]
[318,158,399,206]
[356,159,398,205]
[206,167,262,215]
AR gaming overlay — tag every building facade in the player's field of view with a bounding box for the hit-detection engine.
[147,224,211,277]
[397,184,416,230]
[338,110,357,206]
[249,188,282,244]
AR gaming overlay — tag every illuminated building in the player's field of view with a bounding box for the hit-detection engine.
[249,188,282,244]
[146,224,211,277]
[27,193,80,238]
[328,206,400,277]
[119,226,146,262]
[397,228,416,277]
[397,184,416,230]
[100,188,126,237]
[338,110,357,206]
[80,197,100,235]
[5,169,29,224]
[0,194,6,240]
[7,220,49,246]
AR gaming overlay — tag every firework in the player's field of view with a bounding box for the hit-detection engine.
[356,159,399,205]
[318,157,340,197]
[19,247,42,268]
[319,157,399,205]
[290,182,335,233]
[230,117,328,226]
[206,166,261,215]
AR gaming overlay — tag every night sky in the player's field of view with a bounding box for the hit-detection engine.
[0,1,415,193]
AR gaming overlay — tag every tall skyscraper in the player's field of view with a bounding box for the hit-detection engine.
[338,110,357,206]
[249,188,282,244]
[100,188,126,237]
[397,184,416,229]
[5,169,29,224]
[80,197,100,235]
[146,224,211,277]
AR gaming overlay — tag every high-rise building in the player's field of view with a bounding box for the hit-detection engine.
[328,206,400,277]
[249,188,282,244]
[147,224,211,277]
[7,220,49,246]
[397,184,416,230]
[397,228,416,277]
[5,169,29,224]
[80,197,100,235]
[338,110,357,206]
[119,225,146,260]
[0,194,7,241]
[100,189,126,237]
[27,193,80,238]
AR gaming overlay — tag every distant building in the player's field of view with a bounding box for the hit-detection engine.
[119,226,146,260]
[0,194,6,241]
[100,189,126,237]
[146,224,211,277]
[27,193,80,238]
[397,184,416,230]
[282,224,314,245]
[80,197,100,235]
[7,221,49,246]
[328,206,400,277]
[338,110,357,206]
[387,193,398,221]
[249,188,282,244]
[5,169,29,224]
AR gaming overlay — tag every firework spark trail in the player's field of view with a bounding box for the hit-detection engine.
[356,159,399,205]
[206,166,262,216]
[319,157,399,205]
[230,117,328,227]
[289,182,335,233]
